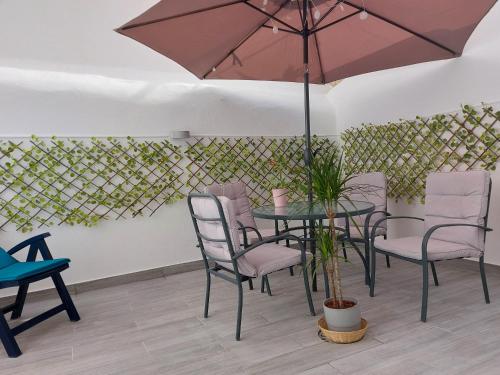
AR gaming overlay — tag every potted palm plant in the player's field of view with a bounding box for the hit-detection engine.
[311,147,365,339]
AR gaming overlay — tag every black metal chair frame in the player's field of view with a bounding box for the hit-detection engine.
[369,180,492,322]
[0,233,80,358]
[188,193,315,340]
[339,212,392,283]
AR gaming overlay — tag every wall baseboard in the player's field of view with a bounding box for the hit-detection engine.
[1,258,496,306]
[0,260,205,305]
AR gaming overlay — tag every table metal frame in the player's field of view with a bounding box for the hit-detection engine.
[253,200,375,296]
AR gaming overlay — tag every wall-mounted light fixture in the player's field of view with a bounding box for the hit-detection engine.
[170,130,191,140]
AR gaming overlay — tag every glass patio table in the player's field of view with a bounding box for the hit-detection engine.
[252,200,375,295]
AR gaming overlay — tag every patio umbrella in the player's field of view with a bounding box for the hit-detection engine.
[116,0,496,203]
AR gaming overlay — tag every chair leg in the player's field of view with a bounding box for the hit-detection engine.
[350,241,370,286]
[264,275,272,296]
[248,278,253,291]
[260,276,265,293]
[236,282,243,341]
[10,284,29,320]
[204,272,211,318]
[0,313,21,358]
[342,241,348,261]
[421,262,429,322]
[385,255,391,268]
[479,256,490,304]
[430,262,439,286]
[51,273,80,322]
[302,263,316,316]
[286,234,294,275]
[369,249,376,297]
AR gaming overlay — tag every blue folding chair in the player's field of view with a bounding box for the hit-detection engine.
[0,232,79,358]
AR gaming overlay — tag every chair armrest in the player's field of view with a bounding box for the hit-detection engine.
[233,234,305,260]
[363,210,391,240]
[421,223,492,261]
[8,232,52,256]
[237,220,263,248]
[370,216,424,242]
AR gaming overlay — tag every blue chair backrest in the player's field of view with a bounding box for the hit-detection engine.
[0,248,17,269]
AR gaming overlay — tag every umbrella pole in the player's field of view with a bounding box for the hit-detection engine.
[303,23,313,206]
[302,7,317,291]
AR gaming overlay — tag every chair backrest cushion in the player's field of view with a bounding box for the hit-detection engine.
[190,195,256,277]
[424,170,490,252]
[344,172,387,232]
[205,182,257,229]
[0,247,17,269]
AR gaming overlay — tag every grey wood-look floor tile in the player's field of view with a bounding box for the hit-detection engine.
[2,255,500,374]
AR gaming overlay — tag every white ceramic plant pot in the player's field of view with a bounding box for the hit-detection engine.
[323,297,361,332]
[272,188,288,207]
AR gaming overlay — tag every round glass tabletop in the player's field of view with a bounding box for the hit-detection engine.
[252,200,375,221]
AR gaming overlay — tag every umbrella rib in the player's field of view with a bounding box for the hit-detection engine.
[311,10,361,34]
[117,0,246,31]
[341,0,457,56]
[313,1,341,29]
[243,1,301,34]
[203,0,294,78]
[297,0,305,27]
[308,0,326,84]
[262,25,297,35]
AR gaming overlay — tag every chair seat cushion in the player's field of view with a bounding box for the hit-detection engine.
[0,258,70,283]
[243,244,302,277]
[374,236,481,261]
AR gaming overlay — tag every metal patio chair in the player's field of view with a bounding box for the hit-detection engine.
[206,181,300,288]
[188,192,315,340]
[0,233,80,357]
[369,170,492,321]
[336,172,391,284]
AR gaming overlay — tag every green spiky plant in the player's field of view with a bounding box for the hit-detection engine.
[311,146,356,308]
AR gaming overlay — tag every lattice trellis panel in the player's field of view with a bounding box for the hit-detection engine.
[0,136,184,232]
[342,105,500,203]
[185,136,336,205]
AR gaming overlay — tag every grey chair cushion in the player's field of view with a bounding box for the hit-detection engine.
[243,244,302,277]
[424,170,490,253]
[374,236,482,261]
[190,195,256,277]
[191,195,303,278]
[335,172,387,231]
[205,182,257,229]
[348,171,387,228]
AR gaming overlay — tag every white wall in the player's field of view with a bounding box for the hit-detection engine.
[327,3,500,265]
[0,0,337,293]
[1,0,499,297]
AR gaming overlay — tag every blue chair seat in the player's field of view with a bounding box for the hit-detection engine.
[0,258,70,283]
[0,233,79,358]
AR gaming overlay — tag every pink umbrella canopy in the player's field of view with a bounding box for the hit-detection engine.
[116,0,496,211]
[116,0,496,84]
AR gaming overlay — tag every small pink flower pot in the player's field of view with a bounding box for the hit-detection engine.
[272,188,288,207]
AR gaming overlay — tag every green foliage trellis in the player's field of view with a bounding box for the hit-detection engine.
[185,136,336,205]
[0,135,335,232]
[341,104,500,203]
[0,136,184,232]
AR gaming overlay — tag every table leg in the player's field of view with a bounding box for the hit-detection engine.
[274,220,279,243]
[348,239,370,286]
[309,219,317,292]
